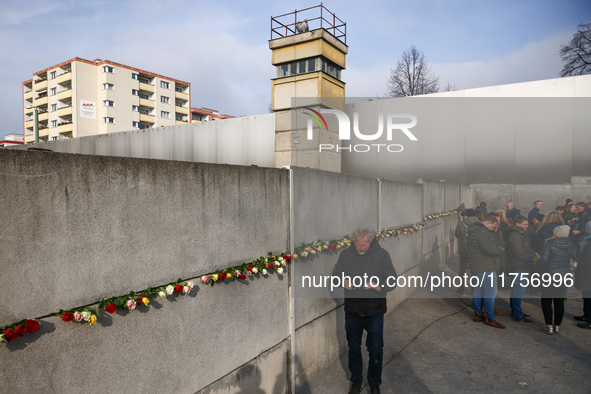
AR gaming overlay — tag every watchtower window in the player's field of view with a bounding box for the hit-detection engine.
[276,56,342,80]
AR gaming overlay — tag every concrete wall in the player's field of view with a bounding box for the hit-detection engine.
[0,149,290,393]
[16,113,276,168]
[0,149,468,393]
[341,75,591,185]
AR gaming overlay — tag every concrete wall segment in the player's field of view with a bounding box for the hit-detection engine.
[0,149,289,326]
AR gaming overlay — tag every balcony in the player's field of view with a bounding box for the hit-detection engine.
[57,106,73,117]
[175,91,189,101]
[25,120,34,129]
[58,123,73,134]
[139,82,155,93]
[39,127,49,138]
[176,120,188,125]
[175,106,189,115]
[25,134,35,143]
[38,112,49,122]
[139,113,155,123]
[24,90,33,100]
[57,71,72,84]
[34,80,48,91]
[139,98,155,108]
[35,96,48,106]
[57,89,72,101]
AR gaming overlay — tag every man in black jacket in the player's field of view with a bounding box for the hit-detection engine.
[506,215,536,324]
[333,228,397,394]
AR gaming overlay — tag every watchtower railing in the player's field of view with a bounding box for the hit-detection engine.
[271,3,346,44]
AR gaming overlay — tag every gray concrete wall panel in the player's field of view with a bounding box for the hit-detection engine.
[0,275,289,394]
[380,180,422,229]
[0,149,289,325]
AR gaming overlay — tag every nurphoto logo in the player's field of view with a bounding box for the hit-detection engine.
[303,108,418,153]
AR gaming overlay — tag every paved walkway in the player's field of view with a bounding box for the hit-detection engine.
[306,289,591,393]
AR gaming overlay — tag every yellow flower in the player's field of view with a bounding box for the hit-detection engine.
[336,245,341,249]
[141,297,150,306]
[293,254,299,259]
[89,315,97,326]
[212,274,219,281]
[227,272,232,278]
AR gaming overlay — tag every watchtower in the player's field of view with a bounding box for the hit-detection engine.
[270,4,347,171]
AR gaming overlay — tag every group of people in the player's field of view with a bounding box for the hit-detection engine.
[455,199,591,333]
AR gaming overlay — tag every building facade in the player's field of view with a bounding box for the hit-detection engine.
[22,58,190,143]
[190,107,233,122]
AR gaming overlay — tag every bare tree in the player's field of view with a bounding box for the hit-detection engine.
[560,22,591,77]
[442,81,456,92]
[387,45,440,97]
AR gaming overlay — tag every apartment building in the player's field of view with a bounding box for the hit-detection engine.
[190,107,234,122]
[22,58,190,143]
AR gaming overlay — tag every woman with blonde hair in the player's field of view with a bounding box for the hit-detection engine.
[535,211,565,253]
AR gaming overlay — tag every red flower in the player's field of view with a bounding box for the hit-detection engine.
[248,264,255,270]
[220,273,227,281]
[106,303,117,314]
[62,312,74,322]
[267,262,274,269]
[285,255,293,260]
[25,320,40,333]
[3,329,18,342]
[15,325,27,337]
[174,285,183,292]
[239,274,246,280]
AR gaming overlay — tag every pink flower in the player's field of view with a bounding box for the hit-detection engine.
[183,286,191,294]
[73,311,83,322]
[126,300,137,310]
[201,276,210,284]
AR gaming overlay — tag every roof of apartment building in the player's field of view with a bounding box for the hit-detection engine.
[191,107,234,119]
[23,57,190,86]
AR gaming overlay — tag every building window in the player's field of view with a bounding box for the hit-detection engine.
[161,111,170,119]
[132,105,139,112]
[133,121,139,128]
[160,81,170,89]
[103,66,114,73]
[50,71,56,80]
[132,73,138,80]
[51,104,57,112]
[103,83,114,90]
[51,120,57,128]
[104,117,115,124]
[50,87,56,96]
[104,100,114,107]
[161,96,170,104]
[132,89,138,96]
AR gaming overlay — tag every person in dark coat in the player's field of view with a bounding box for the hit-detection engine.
[535,211,565,254]
[476,201,488,217]
[506,216,536,324]
[333,228,397,394]
[575,221,591,329]
[506,202,521,222]
[528,200,542,224]
[539,225,576,335]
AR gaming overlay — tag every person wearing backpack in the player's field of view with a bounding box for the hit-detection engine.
[454,209,479,294]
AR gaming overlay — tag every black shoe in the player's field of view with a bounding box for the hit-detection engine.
[576,322,591,329]
[513,316,534,324]
[349,383,361,394]
[370,386,381,394]
[510,312,531,318]
[574,315,590,322]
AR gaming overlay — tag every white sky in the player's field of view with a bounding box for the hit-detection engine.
[0,0,589,137]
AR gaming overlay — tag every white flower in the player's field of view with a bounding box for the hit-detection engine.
[279,256,284,261]
[262,269,268,275]
[186,280,194,289]
[0,334,4,342]
[158,290,166,298]
[81,311,91,321]
[277,267,284,275]
[183,286,191,294]
[252,267,258,274]
[166,285,175,295]
[265,258,268,263]
[311,249,316,254]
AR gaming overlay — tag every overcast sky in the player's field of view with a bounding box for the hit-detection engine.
[1,0,589,137]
